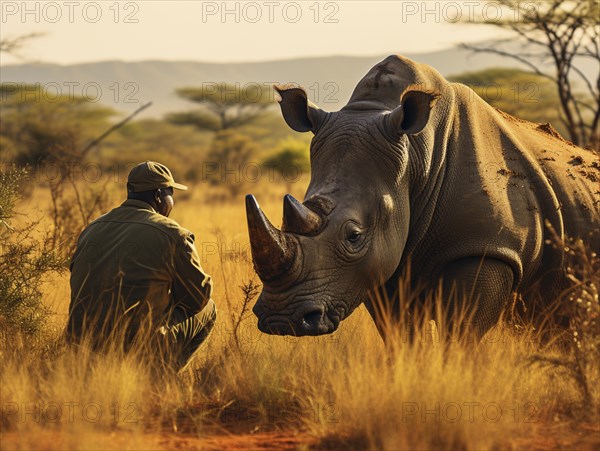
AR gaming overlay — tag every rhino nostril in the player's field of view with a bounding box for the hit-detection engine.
[302,309,324,329]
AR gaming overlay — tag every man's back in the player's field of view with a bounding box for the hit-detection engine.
[67,199,211,345]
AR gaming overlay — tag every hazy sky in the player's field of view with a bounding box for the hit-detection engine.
[1,1,512,65]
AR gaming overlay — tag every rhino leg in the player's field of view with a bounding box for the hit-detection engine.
[365,257,513,343]
[440,257,514,341]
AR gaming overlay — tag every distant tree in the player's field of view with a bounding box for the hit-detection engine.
[461,0,599,149]
[1,34,114,168]
[0,83,115,167]
[263,138,310,193]
[205,130,258,199]
[167,83,274,132]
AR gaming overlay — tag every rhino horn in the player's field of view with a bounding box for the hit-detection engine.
[282,194,322,235]
[246,194,297,281]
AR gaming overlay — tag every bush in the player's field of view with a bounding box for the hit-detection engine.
[0,169,66,347]
[205,130,258,200]
[527,234,600,417]
[263,138,310,192]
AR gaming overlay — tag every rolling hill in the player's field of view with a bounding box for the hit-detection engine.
[1,43,596,118]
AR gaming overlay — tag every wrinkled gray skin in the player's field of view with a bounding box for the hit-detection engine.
[246,55,600,339]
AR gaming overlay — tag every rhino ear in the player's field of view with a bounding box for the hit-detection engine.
[274,84,329,133]
[386,90,437,136]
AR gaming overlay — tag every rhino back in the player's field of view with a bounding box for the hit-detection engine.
[411,82,599,293]
[504,115,599,245]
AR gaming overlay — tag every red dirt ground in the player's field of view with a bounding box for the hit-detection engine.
[1,422,598,450]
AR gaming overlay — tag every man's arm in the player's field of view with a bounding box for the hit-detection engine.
[171,232,213,314]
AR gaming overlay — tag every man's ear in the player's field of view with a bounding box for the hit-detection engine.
[274,84,329,133]
[385,89,438,136]
[155,189,162,203]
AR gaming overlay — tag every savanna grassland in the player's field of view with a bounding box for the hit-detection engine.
[1,172,599,451]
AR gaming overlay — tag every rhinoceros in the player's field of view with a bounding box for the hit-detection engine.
[245,55,600,339]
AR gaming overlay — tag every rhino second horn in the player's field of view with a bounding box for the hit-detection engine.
[384,104,405,137]
[282,194,322,235]
[246,194,296,282]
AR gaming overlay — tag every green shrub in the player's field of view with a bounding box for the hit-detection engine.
[0,169,66,347]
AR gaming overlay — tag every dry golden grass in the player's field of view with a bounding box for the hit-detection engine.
[1,177,598,450]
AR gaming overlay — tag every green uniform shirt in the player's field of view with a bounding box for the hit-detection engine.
[67,199,212,343]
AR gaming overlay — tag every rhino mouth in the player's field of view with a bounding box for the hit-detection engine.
[253,297,341,336]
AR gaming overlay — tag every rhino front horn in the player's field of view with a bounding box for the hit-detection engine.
[282,194,322,235]
[246,194,297,282]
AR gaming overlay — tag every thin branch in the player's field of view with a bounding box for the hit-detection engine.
[79,102,152,159]
[460,44,555,81]
[0,33,46,58]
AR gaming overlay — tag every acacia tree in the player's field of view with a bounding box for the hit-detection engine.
[168,84,276,199]
[0,84,116,166]
[168,83,274,132]
[462,0,599,149]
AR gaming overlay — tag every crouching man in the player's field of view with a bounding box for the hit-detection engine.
[66,161,216,371]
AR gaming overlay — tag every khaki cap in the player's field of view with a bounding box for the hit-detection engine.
[127,161,188,192]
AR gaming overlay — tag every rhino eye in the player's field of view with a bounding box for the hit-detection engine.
[347,230,361,243]
[342,222,365,251]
